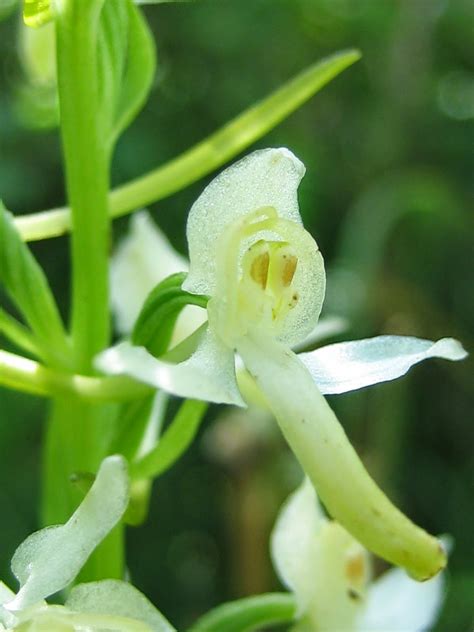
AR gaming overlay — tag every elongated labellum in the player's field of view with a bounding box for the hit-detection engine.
[237,333,446,580]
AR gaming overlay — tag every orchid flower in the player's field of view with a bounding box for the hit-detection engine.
[110,210,344,351]
[0,455,175,632]
[97,147,467,580]
[271,478,445,631]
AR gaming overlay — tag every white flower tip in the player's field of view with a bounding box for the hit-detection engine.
[432,337,468,361]
[270,147,306,176]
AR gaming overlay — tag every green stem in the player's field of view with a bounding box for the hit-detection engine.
[56,0,110,373]
[238,333,446,581]
[0,349,152,401]
[43,0,120,582]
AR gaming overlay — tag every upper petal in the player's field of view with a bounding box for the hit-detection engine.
[356,566,445,631]
[96,326,245,407]
[298,336,467,395]
[6,456,128,611]
[184,148,305,297]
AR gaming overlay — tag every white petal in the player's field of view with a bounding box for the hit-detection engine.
[66,580,175,632]
[357,567,445,631]
[271,478,325,612]
[0,582,15,629]
[96,326,245,407]
[0,583,14,607]
[6,456,128,611]
[184,148,305,296]
[110,211,188,335]
[299,336,467,394]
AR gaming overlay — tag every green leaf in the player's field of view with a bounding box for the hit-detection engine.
[132,272,208,358]
[0,307,42,357]
[16,49,361,242]
[98,0,155,148]
[112,392,169,525]
[130,399,208,481]
[0,201,70,366]
[186,593,296,632]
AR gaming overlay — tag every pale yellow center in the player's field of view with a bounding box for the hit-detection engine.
[238,239,299,331]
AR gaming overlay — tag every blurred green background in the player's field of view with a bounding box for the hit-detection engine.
[0,0,473,629]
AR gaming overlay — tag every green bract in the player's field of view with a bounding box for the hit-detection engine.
[97,148,467,580]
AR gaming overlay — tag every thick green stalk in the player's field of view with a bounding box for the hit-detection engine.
[43,0,120,582]
[56,0,109,372]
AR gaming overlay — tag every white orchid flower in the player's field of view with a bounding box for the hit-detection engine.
[272,479,445,632]
[0,455,175,632]
[110,210,345,353]
[97,148,467,579]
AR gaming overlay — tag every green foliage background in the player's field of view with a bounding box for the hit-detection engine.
[0,0,473,629]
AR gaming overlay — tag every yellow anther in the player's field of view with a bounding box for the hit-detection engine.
[281,254,298,287]
[250,251,270,289]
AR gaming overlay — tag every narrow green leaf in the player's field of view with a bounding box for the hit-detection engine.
[132,272,208,358]
[130,399,208,480]
[110,48,362,215]
[111,390,167,462]
[113,390,168,525]
[0,307,42,357]
[97,0,155,149]
[0,202,70,366]
[113,0,155,142]
[15,49,361,242]
[187,593,296,632]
